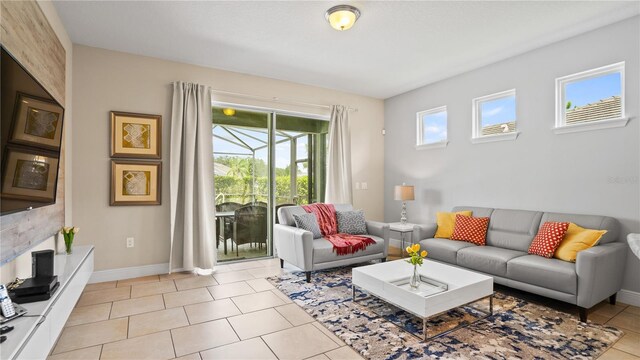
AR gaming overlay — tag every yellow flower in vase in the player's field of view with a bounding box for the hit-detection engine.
[406,244,428,290]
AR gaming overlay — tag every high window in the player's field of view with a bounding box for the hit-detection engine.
[555,62,627,134]
[472,89,518,143]
[416,106,448,149]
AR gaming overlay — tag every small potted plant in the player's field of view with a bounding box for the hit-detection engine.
[405,243,428,290]
[61,226,79,255]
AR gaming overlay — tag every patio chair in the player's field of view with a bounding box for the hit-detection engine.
[232,205,268,256]
[215,202,242,252]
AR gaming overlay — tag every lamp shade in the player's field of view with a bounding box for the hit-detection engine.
[394,185,415,201]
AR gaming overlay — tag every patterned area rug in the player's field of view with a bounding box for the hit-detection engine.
[267,266,623,360]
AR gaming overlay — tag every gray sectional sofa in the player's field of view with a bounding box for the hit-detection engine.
[413,206,627,321]
[275,204,390,282]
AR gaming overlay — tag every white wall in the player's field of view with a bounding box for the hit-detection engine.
[72,45,385,271]
[384,17,640,292]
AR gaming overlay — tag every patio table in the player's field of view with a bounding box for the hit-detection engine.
[216,211,235,254]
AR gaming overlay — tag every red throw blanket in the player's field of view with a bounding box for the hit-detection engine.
[302,203,376,256]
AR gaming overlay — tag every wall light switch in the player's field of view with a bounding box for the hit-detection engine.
[362,182,368,190]
[126,237,134,248]
[355,182,361,190]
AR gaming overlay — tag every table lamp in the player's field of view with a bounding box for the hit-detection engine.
[394,183,415,224]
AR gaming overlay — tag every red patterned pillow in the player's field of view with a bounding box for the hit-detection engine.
[450,214,490,246]
[528,222,570,258]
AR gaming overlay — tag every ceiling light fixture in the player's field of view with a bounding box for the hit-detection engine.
[325,4,361,31]
[222,108,236,116]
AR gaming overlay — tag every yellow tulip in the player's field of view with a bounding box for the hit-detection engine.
[412,244,420,252]
[421,250,427,257]
[405,246,412,254]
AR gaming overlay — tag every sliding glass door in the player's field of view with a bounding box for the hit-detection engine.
[212,106,328,262]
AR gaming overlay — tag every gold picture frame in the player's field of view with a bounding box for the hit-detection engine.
[1,147,59,203]
[110,111,161,159]
[110,160,161,206]
[10,93,65,150]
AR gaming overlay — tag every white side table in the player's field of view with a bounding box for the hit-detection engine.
[628,233,640,259]
[389,222,416,257]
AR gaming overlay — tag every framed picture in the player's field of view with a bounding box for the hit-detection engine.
[10,93,65,150]
[110,160,161,206]
[110,111,161,159]
[1,147,59,203]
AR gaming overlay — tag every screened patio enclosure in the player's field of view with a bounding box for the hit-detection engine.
[212,106,328,262]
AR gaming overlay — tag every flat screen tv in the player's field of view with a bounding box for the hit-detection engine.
[1,46,65,215]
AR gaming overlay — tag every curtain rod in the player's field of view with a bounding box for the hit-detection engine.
[209,88,358,112]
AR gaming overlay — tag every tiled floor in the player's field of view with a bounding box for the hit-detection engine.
[50,252,640,360]
[217,238,269,263]
[49,258,363,360]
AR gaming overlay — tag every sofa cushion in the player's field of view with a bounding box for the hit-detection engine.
[313,238,353,263]
[528,221,570,258]
[452,206,494,218]
[434,211,472,239]
[507,255,577,295]
[540,212,619,245]
[451,214,490,246]
[485,209,543,252]
[350,235,385,258]
[312,235,384,264]
[554,223,607,262]
[278,206,309,227]
[293,213,322,239]
[278,203,353,227]
[336,210,367,235]
[457,246,526,277]
[419,238,476,264]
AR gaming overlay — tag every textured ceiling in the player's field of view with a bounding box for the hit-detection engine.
[54,1,639,99]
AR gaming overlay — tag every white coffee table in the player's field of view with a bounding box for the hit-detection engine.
[352,259,493,340]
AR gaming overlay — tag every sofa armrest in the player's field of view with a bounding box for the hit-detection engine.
[274,224,314,271]
[576,242,628,309]
[412,223,438,242]
[366,221,390,256]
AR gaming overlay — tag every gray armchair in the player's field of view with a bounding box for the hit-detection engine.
[274,204,390,282]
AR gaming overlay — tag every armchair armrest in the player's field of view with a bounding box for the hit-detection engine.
[274,224,314,271]
[576,242,627,309]
[412,223,437,242]
[366,221,390,256]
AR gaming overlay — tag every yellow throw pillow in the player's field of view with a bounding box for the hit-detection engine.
[554,223,607,262]
[434,211,473,239]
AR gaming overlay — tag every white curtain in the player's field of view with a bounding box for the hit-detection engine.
[325,105,353,204]
[169,82,216,274]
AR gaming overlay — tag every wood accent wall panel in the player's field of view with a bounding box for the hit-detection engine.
[0,0,66,265]
[1,0,66,104]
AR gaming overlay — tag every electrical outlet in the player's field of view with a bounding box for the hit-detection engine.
[361,182,368,190]
[126,237,134,248]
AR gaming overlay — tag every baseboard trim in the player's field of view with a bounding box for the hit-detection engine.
[618,289,640,307]
[89,263,171,283]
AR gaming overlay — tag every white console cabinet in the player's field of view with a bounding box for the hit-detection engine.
[1,246,94,360]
